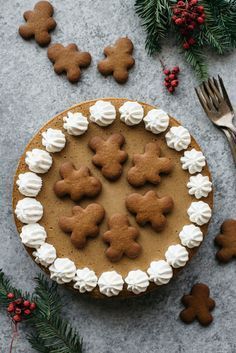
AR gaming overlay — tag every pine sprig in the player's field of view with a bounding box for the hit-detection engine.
[0,269,26,307]
[135,0,236,81]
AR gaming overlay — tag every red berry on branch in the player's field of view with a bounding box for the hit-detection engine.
[183,42,190,49]
[169,74,176,80]
[7,293,15,299]
[163,69,170,75]
[165,77,170,83]
[190,0,198,5]
[168,86,175,93]
[23,300,30,308]
[177,1,185,7]
[15,298,23,305]
[197,16,205,24]
[24,309,31,315]
[188,37,196,45]
[197,5,204,13]
[13,314,21,322]
[188,24,194,31]
[175,18,183,25]
[164,82,170,87]
[15,308,22,315]
[7,304,15,313]
[171,80,179,87]
[172,15,177,21]
[201,13,206,19]
[173,8,181,15]
[172,66,180,74]
[29,303,36,311]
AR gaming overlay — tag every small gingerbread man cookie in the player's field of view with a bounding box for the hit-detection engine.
[127,142,173,187]
[19,1,56,47]
[54,162,102,202]
[103,214,141,262]
[59,204,105,249]
[215,219,236,263]
[126,190,173,232]
[180,283,215,326]
[88,133,128,180]
[47,43,91,83]
[98,37,135,84]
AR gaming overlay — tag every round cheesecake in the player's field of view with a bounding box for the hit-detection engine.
[12,98,213,298]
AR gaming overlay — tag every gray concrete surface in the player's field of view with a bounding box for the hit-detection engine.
[0,0,236,352]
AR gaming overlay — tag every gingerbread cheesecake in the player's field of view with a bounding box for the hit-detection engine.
[12,98,213,298]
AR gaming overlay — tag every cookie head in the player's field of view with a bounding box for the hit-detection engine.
[103,213,141,262]
[88,133,128,180]
[19,1,56,47]
[59,204,105,249]
[54,162,102,202]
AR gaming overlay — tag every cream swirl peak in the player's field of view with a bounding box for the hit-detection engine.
[15,198,43,224]
[165,126,191,151]
[187,201,212,226]
[42,128,66,153]
[90,100,116,126]
[147,260,173,285]
[33,243,57,267]
[16,172,42,197]
[25,148,53,173]
[63,111,89,136]
[73,268,98,293]
[98,271,124,297]
[187,174,212,199]
[180,148,206,174]
[20,223,47,248]
[179,224,203,248]
[165,244,189,268]
[119,101,144,126]
[125,270,149,294]
[49,258,76,284]
[144,108,169,134]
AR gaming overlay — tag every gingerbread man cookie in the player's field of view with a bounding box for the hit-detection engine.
[127,142,173,187]
[47,44,91,83]
[88,133,128,180]
[180,283,215,326]
[126,190,173,232]
[215,219,236,263]
[59,204,105,249]
[103,214,141,262]
[19,1,56,47]
[98,37,135,84]
[54,162,102,202]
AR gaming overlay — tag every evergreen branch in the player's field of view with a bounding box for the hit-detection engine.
[33,274,62,320]
[27,334,51,353]
[0,269,25,307]
[183,46,208,81]
[135,0,174,54]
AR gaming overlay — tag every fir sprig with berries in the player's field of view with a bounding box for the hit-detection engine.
[135,0,236,83]
[0,270,83,353]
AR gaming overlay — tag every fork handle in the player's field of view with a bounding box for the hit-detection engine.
[222,128,236,166]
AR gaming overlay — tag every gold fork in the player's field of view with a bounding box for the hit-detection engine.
[195,76,236,165]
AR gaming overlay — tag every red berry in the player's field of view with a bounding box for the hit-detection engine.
[24,309,31,315]
[172,66,180,74]
[23,300,30,308]
[201,13,206,19]
[169,74,176,80]
[165,77,170,82]
[183,42,190,49]
[172,15,177,21]
[197,5,204,13]
[175,18,183,25]
[173,8,181,15]
[164,81,170,88]
[197,16,205,24]
[188,24,194,31]
[7,304,15,313]
[177,1,185,6]
[168,86,175,93]
[188,37,196,45]
[15,298,22,305]
[29,303,36,311]
[7,293,15,299]
[171,80,179,87]
[190,0,198,5]
[163,69,170,75]
[15,308,22,315]
[13,314,21,322]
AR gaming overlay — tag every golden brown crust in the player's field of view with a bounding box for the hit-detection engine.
[12,98,213,299]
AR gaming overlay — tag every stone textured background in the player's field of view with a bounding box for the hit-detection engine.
[0,0,236,352]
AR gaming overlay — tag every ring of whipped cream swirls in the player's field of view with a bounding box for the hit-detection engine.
[14,99,213,297]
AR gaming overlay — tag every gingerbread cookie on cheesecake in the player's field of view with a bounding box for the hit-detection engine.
[13,98,213,298]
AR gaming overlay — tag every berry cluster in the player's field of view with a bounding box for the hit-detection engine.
[172,0,205,49]
[7,292,36,323]
[163,66,180,94]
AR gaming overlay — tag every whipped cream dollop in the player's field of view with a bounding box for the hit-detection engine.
[63,111,89,136]
[143,109,169,134]
[25,148,52,174]
[73,268,98,293]
[42,128,66,153]
[165,126,191,151]
[187,201,212,226]
[33,243,56,266]
[16,172,42,197]
[119,101,144,126]
[125,270,149,294]
[49,258,76,284]
[180,148,206,174]
[147,260,173,285]
[165,244,189,268]
[89,100,116,126]
[179,224,203,248]
[15,198,43,224]
[20,223,47,248]
[187,174,212,199]
[98,271,124,297]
